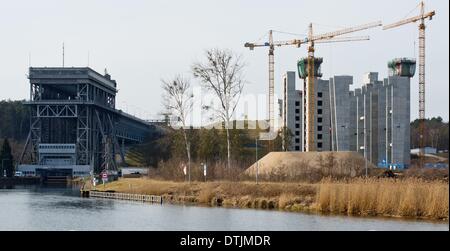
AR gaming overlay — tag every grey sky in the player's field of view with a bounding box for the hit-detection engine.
[0,0,448,121]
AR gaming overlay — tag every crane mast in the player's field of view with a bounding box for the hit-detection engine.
[268,30,275,133]
[419,14,426,168]
[305,23,316,151]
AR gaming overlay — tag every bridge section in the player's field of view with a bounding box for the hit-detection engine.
[19,67,161,176]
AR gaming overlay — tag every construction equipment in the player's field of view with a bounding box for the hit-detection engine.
[245,21,381,151]
[383,1,435,168]
[244,30,295,137]
[302,21,382,152]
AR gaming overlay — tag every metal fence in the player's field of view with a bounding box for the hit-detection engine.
[89,191,162,204]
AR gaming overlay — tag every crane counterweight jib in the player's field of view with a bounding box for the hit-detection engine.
[244,43,253,48]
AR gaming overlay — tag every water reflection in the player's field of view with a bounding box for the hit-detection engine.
[35,196,115,211]
[0,185,14,189]
[0,185,448,231]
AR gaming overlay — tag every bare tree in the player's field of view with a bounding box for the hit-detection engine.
[162,75,193,182]
[429,128,440,149]
[192,49,245,170]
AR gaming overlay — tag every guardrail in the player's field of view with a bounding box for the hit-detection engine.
[89,191,162,204]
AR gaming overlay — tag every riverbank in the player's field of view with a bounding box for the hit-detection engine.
[87,178,449,221]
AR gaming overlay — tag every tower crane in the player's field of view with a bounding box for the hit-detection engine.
[383,1,435,168]
[245,21,381,151]
[303,21,382,152]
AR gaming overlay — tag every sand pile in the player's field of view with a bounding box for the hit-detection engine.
[246,151,376,178]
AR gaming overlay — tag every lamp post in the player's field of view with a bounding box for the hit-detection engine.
[360,113,368,178]
[362,126,372,178]
[363,119,369,179]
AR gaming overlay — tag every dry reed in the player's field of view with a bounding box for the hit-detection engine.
[316,178,449,219]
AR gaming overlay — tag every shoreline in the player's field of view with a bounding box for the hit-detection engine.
[83,178,449,221]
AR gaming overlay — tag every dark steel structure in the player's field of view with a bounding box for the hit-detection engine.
[19,67,158,175]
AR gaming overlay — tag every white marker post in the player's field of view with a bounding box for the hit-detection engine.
[203,163,207,182]
[183,164,187,182]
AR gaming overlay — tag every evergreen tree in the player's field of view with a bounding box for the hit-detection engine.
[0,138,14,177]
[410,117,449,151]
[273,127,293,152]
[198,128,223,163]
[0,100,30,140]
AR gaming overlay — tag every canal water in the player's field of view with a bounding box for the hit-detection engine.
[0,185,448,231]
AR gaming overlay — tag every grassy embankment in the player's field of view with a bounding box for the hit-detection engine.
[91,178,449,220]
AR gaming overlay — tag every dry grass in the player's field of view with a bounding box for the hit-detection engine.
[91,177,449,220]
[317,178,449,219]
[278,193,298,209]
[95,178,317,209]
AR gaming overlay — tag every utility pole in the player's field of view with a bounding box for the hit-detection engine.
[364,92,368,178]
[255,137,259,185]
[62,42,65,67]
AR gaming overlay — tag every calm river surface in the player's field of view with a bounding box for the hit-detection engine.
[0,185,448,231]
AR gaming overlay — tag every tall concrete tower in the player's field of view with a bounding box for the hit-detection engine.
[386,58,416,169]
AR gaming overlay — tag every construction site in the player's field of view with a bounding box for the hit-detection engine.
[1,0,449,236]
[0,1,447,233]
[0,1,446,182]
[244,1,443,173]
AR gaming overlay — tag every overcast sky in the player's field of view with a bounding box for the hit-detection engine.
[0,0,448,121]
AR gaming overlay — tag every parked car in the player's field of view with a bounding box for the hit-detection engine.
[14,171,24,177]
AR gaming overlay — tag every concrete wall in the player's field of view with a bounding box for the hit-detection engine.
[374,79,387,166]
[364,84,373,164]
[329,76,353,151]
[389,76,411,168]
[282,64,411,168]
[282,72,303,151]
[349,90,357,152]
[283,72,331,152]
[355,88,364,156]
[315,78,331,151]
[347,73,411,169]
[385,78,392,166]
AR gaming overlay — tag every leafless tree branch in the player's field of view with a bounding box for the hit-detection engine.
[192,48,246,170]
